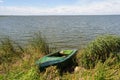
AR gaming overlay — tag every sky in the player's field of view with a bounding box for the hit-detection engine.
[0,0,120,15]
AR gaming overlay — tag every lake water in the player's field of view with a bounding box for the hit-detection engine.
[0,15,120,49]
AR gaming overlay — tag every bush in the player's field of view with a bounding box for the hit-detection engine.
[78,35,120,69]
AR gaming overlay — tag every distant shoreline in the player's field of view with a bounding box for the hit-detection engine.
[0,14,120,17]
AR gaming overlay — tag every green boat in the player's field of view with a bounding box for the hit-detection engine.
[36,49,78,70]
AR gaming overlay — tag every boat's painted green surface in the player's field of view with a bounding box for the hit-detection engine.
[36,49,78,70]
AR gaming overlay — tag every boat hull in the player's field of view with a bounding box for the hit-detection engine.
[36,49,78,71]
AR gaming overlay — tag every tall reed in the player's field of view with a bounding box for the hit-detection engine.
[28,32,50,55]
[0,37,23,64]
[1,33,120,80]
[78,35,120,69]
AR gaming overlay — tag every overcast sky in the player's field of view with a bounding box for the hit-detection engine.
[0,0,120,15]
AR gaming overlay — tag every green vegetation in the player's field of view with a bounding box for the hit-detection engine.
[77,35,120,69]
[0,34,120,80]
[0,37,24,64]
[28,32,50,55]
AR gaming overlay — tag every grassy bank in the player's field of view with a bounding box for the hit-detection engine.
[0,33,120,80]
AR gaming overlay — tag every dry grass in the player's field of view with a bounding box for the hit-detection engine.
[0,34,120,80]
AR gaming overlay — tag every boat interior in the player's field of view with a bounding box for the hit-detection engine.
[49,51,68,57]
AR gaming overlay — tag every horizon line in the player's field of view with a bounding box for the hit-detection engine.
[0,14,120,16]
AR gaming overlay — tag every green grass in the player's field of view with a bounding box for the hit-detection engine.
[77,35,120,69]
[62,55,120,80]
[0,34,120,80]
[0,32,50,79]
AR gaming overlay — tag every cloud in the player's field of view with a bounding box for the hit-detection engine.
[0,6,53,15]
[0,0,120,15]
[0,0,3,3]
